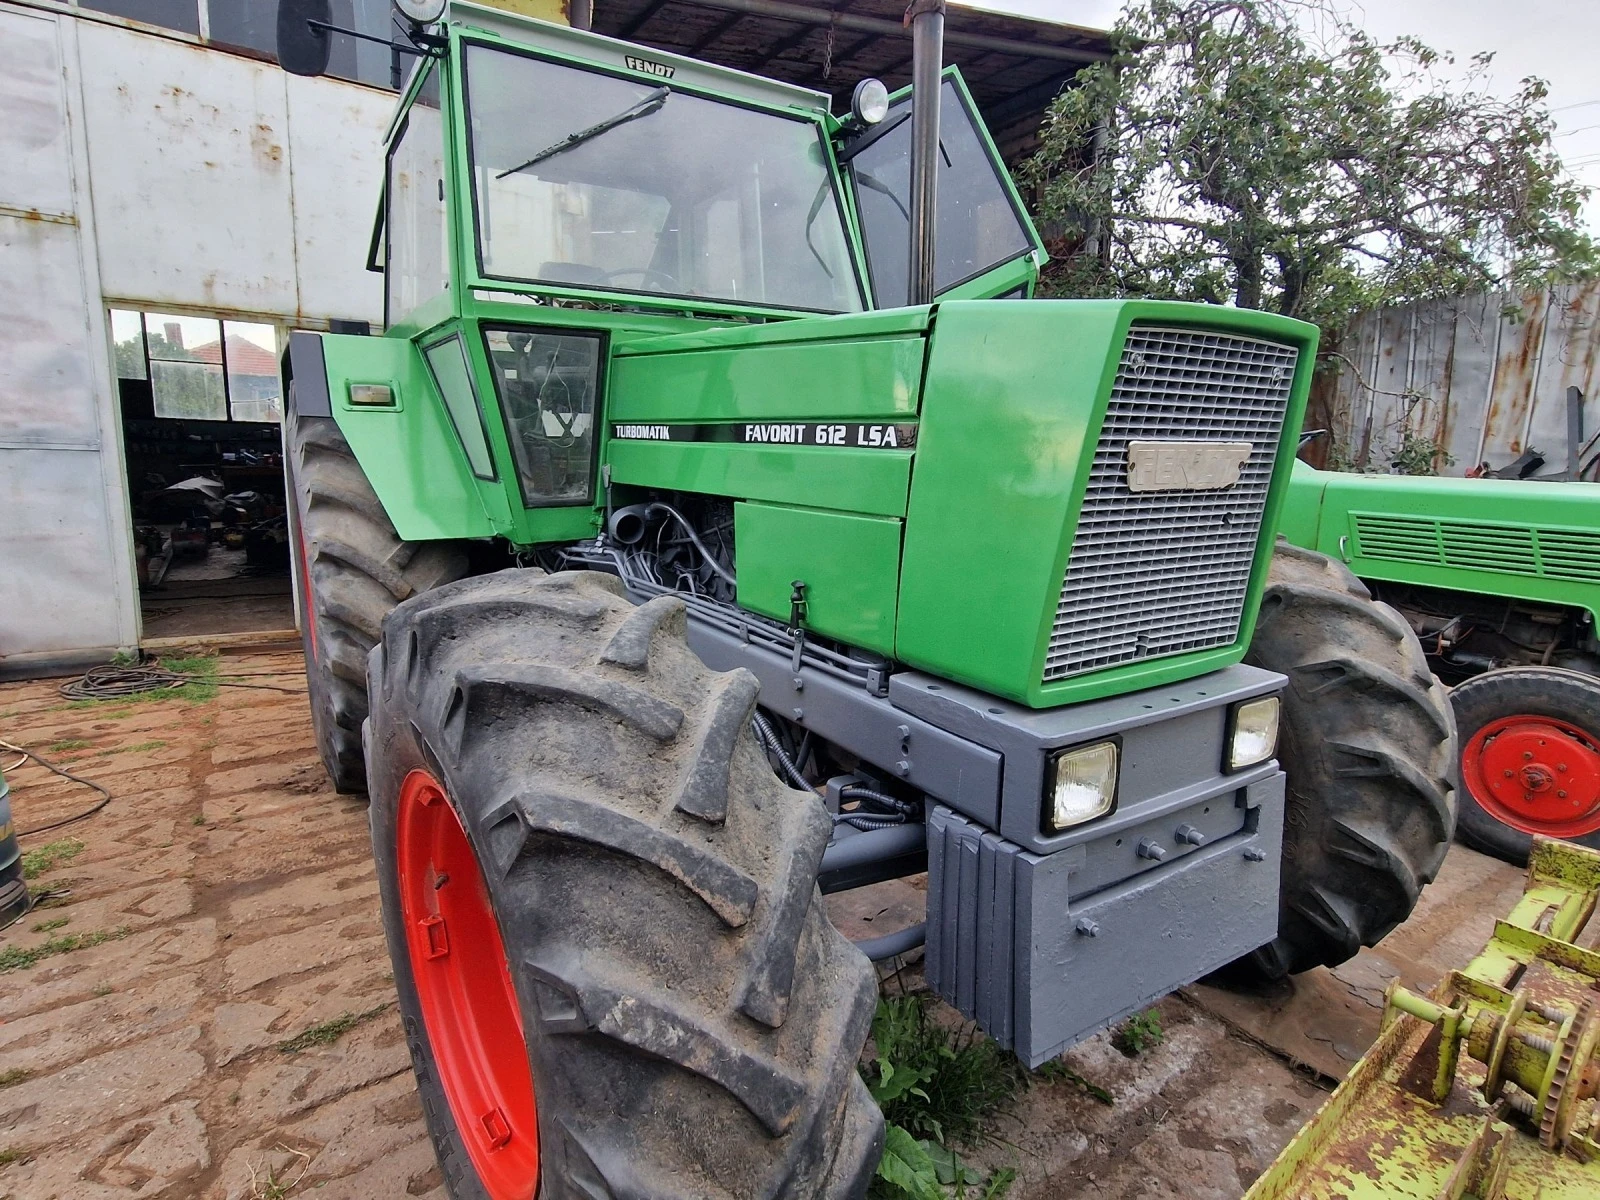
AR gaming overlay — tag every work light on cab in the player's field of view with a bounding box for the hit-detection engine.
[851,78,891,126]
[394,0,446,24]
[1228,696,1281,772]
[1045,740,1119,832]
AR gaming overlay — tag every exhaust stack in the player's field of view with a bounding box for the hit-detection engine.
[906,0,946,306]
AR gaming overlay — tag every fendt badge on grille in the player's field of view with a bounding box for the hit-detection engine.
[1125,440,1253,492]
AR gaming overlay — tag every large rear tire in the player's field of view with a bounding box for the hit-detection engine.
[1242,541,1456,979]
[1452,666,1600,864]
[367,569,883,1199]
[285,406,466,792]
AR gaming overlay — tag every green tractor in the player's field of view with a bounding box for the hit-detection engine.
[277,2,1455,1195]
[1283,462,1600,864]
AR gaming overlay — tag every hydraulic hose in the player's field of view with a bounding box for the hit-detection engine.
[645,502,736,587]
[751,713,813,792]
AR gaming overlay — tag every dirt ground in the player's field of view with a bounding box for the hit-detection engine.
[0,648,1524,1199]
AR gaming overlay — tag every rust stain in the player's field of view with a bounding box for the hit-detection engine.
[250,121,284,172]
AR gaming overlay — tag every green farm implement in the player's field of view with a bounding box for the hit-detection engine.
[1246,836,1600,1200]
[275,2,1455,1194]
[1284,464,1600,863]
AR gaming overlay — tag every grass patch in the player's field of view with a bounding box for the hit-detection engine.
[59,702,134,717]
[158,654,219,703]
[20,839,84,879]
[1034,1059,1114,1105]
[0,926,130,973]
[1111,1009,1165,1058]
[0,1068,30,1089]
[0,1148,24,1166]
[29,917,68,933]
[192,815,207,826]
[279,1003,391,1053]
[59,654,219,707]
[100,740,167,756]
[46,739,91,753]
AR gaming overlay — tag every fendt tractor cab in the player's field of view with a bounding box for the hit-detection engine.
[276,3,1456,1195]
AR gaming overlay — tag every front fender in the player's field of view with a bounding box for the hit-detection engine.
[287,332,498,543]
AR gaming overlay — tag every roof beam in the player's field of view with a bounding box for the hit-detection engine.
[750,19,822,71]
[664,0,1108,65]
[691,11,747,53]
[621,0,672,38]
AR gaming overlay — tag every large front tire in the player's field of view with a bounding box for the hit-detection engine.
[285,406,466,792]
[367,569,883,1199]
[1242,541,1457,978]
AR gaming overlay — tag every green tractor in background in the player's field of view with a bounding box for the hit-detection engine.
[277,2,1455,1195]
[1283,462,1600,864]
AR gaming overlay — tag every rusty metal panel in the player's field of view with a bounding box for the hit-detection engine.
[1319,284,1600,478]
[77,20,300,316]
[1441,292,1501,470]
[1527,283,1600,470]
[284,72,391,326]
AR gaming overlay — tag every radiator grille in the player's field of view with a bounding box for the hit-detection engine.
[1352,512,1600,584]
[1043,327,1299,683]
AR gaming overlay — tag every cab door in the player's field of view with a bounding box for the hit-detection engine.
[841,67,1046,307]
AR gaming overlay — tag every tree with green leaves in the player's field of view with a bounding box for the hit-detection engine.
[1025,0,1596,329]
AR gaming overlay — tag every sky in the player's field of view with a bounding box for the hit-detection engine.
[967,0,1600,228]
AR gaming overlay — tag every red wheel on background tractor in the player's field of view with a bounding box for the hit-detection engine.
[1453,666,1600,864]
[367,569,883,1199]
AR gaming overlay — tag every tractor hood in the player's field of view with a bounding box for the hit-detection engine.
[606,298,1318,707]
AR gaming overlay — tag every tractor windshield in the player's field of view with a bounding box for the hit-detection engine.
[463,43,864,314]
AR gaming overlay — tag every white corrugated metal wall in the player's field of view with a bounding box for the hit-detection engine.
[0,1,401,672]
[1312,283,1600,478]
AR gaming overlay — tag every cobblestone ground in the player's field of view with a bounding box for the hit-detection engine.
[0,652,442,1200]
[0,648,1333,1200]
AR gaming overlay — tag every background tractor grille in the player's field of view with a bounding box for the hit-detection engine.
[1352,512,1600,584]
[1043,327,1299,683]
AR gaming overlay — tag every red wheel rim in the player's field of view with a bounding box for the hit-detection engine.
[397,769,539,1197]
[1462,715,1600,838]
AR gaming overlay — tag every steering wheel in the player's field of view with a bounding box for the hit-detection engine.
[598,265,679,291]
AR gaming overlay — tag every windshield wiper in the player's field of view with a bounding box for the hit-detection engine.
[854,170,911,223]
[802,181,836,280]
[497,86,670,179]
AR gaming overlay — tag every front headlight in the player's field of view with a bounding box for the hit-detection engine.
[1227,696,1281,772]
[1045,740,1119,832]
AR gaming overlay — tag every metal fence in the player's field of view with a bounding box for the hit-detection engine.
[1308,281,1600,479]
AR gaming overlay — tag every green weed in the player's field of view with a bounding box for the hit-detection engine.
[47,739,91,753]
[192,815,207,826]
[278,1003,391,1053]
[1033,1058,1114,1105]
[101,740,167,756]
[0,926,130,972]
[1112,1009,1165,1058]
[0,1147,24,1166]
[0,1068,30,1089]
[862,995,1019,1146]
[152,655,219,703]
[29,917,68,933]
[20,839,84,879]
